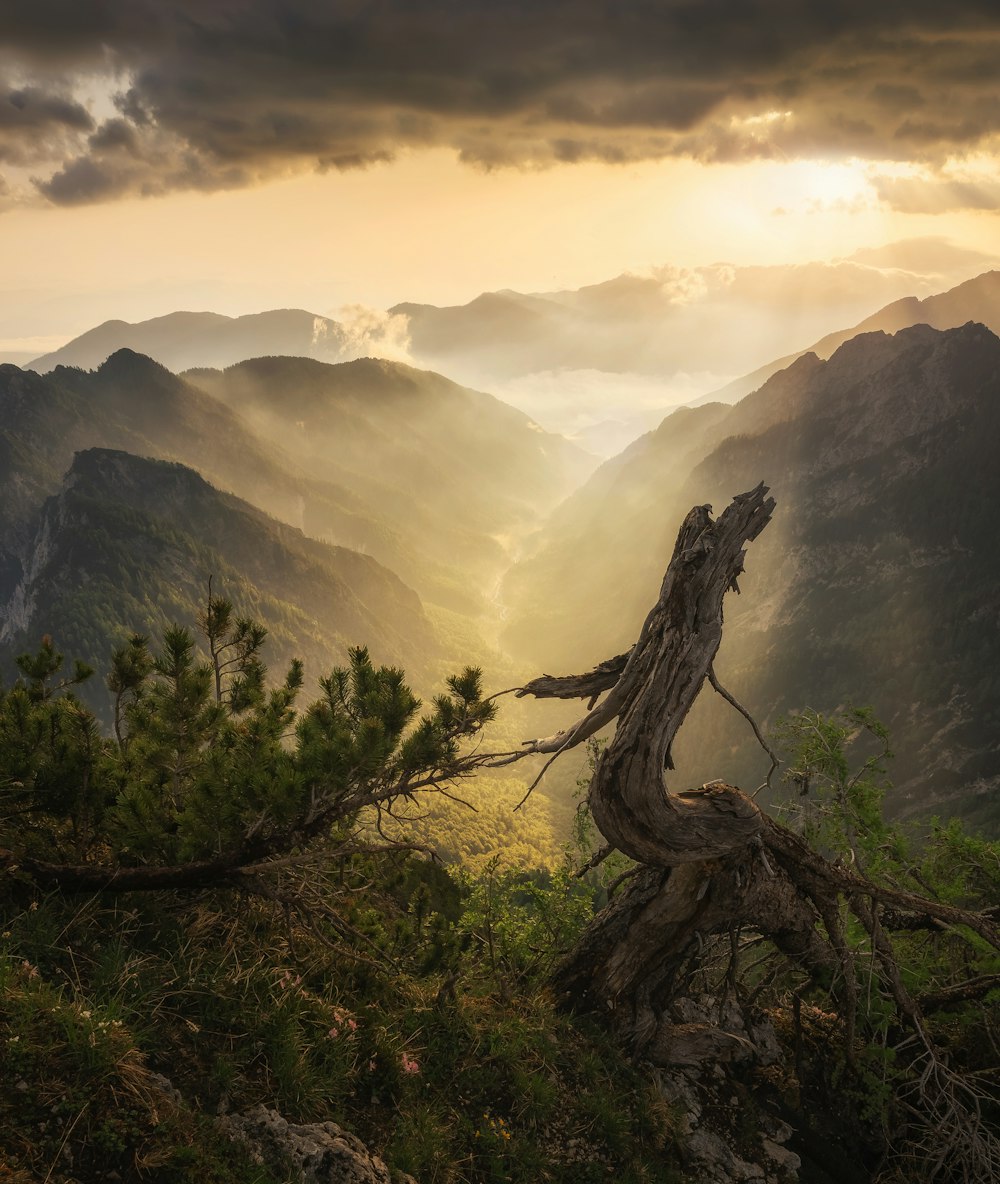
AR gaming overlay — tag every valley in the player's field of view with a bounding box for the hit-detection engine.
[5,12,1000,1184]
[5,272,1000,838]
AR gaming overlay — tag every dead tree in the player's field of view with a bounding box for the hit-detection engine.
[511,484,999,1179]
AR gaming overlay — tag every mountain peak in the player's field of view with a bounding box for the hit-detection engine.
[97,347,175,377]
[65,446,214,500]
[28,308,347,374]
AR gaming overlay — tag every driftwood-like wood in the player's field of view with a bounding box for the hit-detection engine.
[515,653,630,706]
[515,484,773,864]
[511,482,1000,1130]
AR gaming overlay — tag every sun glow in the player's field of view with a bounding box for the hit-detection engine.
[793,159,876,211]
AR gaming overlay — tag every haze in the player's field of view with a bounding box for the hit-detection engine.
[3,3,1000,446]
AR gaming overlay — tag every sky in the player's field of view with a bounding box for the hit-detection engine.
[3,1,1000,374]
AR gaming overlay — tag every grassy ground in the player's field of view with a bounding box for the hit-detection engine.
[0,860,683,1184]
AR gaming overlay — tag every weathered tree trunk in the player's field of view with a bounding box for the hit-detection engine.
[515,485,999,1063]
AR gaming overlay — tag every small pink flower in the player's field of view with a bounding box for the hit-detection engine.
[347,1018,358,1032]
[400,1052,420,1075]
[328,1027,339,1039]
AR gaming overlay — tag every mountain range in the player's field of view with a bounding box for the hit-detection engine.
[1,447,436,709]
[28,262,1000,454]
[184,354,589,593]
[503,320,1000,831]
[7,271,1000,832]
[34,264,914,384]
[704,269,1000,404]
[0,347,590,721]
[1,349,587,614]
[29,309,352,374]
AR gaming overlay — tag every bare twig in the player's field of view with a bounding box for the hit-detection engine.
[707,665,780,794]
[573,842,616,880]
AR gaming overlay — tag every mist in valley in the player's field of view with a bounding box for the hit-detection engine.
[6,9,1000,1182]
[9,255,1000,843]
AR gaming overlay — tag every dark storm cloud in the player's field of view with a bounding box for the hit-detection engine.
[5,1,1000,204]
[0,85,93,166]
[38,154,127,203]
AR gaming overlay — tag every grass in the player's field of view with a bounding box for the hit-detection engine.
[0,862,683,1184]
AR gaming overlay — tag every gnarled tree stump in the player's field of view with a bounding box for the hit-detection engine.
[513,485,999,1071]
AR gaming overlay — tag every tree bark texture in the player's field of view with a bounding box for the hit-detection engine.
[518,485,999,1061]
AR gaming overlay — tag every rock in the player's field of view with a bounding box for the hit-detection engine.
[762,1137,801,1177]
[654,1022,756,1066]
[686,1129,765,1182]
[667,995,783,1067]
[221,1105,416,1184]
[649,996,801,1184]
[761,1117,794,1145]
[147,1072,183,1107]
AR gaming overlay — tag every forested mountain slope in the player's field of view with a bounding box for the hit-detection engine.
[1,350,589,621]
[0,448,436,713]
[505,322,1000,830]
[186,354,592,586]
[0,351,422,606]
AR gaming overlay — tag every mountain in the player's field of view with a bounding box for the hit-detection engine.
[699,270,1000,405]
[0,448,438,712]
[394,290,579,381]
[394,262,971,388]
[25,255,994,465]
[29,309,351,373]
[0,352,431,610]
[27,258,950,457]
[0,350,588,622]
[504,322,1000,832]
[185,355,592,585]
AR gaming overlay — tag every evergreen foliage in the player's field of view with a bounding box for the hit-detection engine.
[0,612,678,1183]
[0,620,997,1183]
[1,607,496,881]
[757,709,1000,1179]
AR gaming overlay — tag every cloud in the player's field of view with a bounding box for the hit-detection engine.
[34,121,255,205]
[6,3,1000,204]
[848,236,1000,279]
[334,305,413,364]
[872,170,1000,213]
[0,84,93,167]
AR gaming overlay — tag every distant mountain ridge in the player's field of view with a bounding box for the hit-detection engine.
[29,266,1000,458]
[699,270,1000,405]
[1,349,588,623]
[29,309,351,373]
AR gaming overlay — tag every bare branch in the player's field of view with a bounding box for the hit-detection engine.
[707,665,780,794]
[514,652,630,703]
[573,842,616,880]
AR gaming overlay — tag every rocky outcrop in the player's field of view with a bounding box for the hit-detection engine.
[221,1105,416,1184]
[654,996,801,1184]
